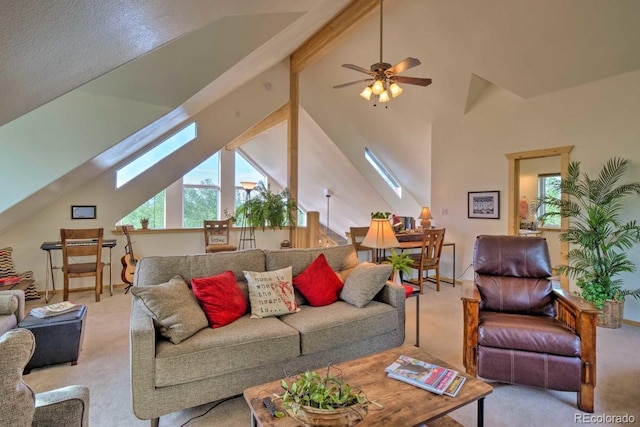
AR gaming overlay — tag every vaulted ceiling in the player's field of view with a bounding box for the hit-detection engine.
[2,0,640,236]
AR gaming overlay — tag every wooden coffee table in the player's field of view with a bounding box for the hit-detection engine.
[244,345,492,427]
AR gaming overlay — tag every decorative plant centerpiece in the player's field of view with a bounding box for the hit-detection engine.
[533,157,640,328]
[279,368,369,426]
[236,182,298,231]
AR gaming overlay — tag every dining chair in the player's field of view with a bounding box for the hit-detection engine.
[349,226,373,262]
[204,219,237,253]
[60,228,105,302]
[405,228,446,293]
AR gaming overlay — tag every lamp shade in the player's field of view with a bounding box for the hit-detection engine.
[419,207,433,228]
[240,181,257,191]
[361,218,400,249]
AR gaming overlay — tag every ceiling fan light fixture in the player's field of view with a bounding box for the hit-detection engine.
[389,82,403,97]
[371,79,385,95]
[360,86,373,100]
[378,90,390,103]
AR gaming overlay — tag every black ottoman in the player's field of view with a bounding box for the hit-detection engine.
[18,305,87,374]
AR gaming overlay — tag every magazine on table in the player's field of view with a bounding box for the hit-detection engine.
[443,374,466,397]
[385,354,461,395]
[30,301,82,318]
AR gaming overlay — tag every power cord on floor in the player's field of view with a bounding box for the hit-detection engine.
[455,263,473,280]
[177,394,241,427]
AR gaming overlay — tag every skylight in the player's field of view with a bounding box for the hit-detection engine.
[116,122,197,188]
[365,147,402,197]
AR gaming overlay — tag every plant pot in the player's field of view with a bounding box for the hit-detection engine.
[598,299,624,329]
[289,403,368,427]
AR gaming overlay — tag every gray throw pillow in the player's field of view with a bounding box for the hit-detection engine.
[131,276,208,344]
[0,329,36,426]
[340,262,393,308]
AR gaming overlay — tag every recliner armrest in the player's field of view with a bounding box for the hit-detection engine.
[461,280,480,375]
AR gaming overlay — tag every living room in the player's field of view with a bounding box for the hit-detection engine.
[2,0,640,425]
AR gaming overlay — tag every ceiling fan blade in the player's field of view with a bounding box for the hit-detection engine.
[341,64,373,75]
[333,79,374,89]
[394,76,432,86]
[386,57,421,75]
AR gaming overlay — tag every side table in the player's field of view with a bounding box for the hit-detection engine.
[18,305,87,374]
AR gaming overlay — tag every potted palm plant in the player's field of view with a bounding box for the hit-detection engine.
[533,157,640,328]
[236,182,298,231]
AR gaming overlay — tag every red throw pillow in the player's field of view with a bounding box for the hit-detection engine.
[293,254,343,306]
[191,271,247,328]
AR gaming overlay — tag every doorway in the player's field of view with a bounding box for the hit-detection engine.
[505,146,573,290]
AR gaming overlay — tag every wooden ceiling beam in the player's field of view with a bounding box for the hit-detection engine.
[224,102,290,151]
[290,0,379,74]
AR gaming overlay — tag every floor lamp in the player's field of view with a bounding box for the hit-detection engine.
[323,188,333,245]
[361,218,399,263]
[239,181,257,249]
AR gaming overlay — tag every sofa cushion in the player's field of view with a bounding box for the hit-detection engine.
[478,311,581,357]
[154,315,300,387]
[134,249,266,287]
[245,267,300,318]
[265,246,359,277]
[191,271,248,328]
[340,262,392,308]
[293,254,343,307]
[476,275,556,316]
[130,276,209,344]
[279,301,398,355]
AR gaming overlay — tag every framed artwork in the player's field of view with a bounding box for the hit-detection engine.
[468,191,500,219]
[71,205,97,220]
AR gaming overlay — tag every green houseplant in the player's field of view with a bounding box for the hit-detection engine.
[384,250,414,284]
[533,157,640,327]
[236,182,298,231]
[279,369,368,426]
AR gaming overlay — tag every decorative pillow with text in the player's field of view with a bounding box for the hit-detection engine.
[244,266,299,318]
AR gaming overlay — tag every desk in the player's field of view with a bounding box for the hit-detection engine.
[395,233,456,286]
[40,240,117,302]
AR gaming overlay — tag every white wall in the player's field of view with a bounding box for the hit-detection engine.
[432,69,640,322]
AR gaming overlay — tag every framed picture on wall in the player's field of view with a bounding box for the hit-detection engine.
[468,191,500,219]
[71,205,97,220]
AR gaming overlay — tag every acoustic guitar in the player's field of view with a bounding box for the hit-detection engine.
[121,227,139,287]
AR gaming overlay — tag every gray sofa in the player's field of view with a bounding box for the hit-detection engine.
[130,245,406,424]
[0,289,25,336]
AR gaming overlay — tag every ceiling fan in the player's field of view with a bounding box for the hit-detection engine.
[333,0,432,103]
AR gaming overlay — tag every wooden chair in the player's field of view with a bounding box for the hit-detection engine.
[349,226,373,262]
[60,228,105,302]
[405,228,445,293]
[204,220,237,253]
[462,235,600,412]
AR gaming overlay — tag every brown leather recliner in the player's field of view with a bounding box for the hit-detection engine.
[461,235,600,412]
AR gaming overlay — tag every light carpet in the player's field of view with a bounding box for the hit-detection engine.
[23,283,640,427]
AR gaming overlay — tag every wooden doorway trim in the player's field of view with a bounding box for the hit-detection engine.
[505,145,573,289]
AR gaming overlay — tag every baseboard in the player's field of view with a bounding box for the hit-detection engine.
[35,283,129,296]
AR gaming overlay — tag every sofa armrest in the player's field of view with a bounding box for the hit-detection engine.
[461,280,480,376]
[33,385,90,427]
[0,289,25,321]
[374,281,406,346]
[129,297,159,420]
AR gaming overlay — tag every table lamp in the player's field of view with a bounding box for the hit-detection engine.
[419,207,433,229]
[361,218,400,263]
